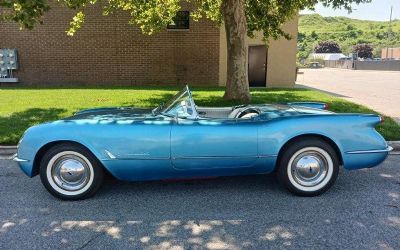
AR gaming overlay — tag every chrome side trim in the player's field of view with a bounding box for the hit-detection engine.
[12,155,29,162]
[101,154,277,161]
[346,146,393,155]
[259,155,278,158]
[172,155,277,160]
[102,157,170,161]
[104,150,116,159]
[103,150,170,161]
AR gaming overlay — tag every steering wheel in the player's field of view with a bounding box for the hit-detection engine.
[237,108,260,119]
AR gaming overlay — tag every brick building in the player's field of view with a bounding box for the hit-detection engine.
[1,5,298,87]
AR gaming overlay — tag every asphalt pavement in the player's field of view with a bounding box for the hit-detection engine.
[0,156,399,249]
[297,68,400,123]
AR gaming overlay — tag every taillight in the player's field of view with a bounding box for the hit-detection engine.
[379,116,385,123]
[323,104,329,110]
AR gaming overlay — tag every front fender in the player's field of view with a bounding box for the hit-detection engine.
[15,122,105,177]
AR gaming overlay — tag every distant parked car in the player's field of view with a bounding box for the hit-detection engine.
[14,86,392,200]
[309,62,321,68]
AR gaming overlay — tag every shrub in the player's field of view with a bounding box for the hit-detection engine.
[353,44,373,59]
[314,41,342,53]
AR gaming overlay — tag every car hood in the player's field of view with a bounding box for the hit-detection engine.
[65,107,154,121]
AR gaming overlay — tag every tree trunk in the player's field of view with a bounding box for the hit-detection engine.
[222,0,251,102]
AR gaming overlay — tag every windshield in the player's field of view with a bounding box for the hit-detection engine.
[154,86,197,118]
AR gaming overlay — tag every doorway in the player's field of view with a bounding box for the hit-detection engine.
[248,45,267,87]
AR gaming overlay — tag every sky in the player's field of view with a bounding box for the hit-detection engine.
[301,0,400,21]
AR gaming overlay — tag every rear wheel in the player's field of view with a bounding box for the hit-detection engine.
[40,143,103,200]
[277,138,339,196]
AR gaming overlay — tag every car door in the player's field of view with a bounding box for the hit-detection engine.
[171,117,259,170]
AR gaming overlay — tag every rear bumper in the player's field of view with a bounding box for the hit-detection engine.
[346,146,393,154]
[343,146,392,170]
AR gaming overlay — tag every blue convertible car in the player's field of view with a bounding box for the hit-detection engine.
[14,86,392,200]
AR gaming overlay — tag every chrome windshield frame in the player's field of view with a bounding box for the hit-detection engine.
[160,85,199,119]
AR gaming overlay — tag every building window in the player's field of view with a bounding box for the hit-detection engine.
[167,11,190,30]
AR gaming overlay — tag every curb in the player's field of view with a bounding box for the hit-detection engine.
[1,142,399,159]
[0,146,17,159]
[388,141,400,152]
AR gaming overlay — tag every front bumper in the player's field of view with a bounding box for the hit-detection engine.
[12,154,29,162]
[12,154,34,177]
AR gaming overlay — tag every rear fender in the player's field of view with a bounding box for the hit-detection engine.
[258,114,387,170]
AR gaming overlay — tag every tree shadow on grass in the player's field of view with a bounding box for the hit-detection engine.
[0,108,67,145]
[121,92,177,108]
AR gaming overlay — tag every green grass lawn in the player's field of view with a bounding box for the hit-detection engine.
[1,86,399,145]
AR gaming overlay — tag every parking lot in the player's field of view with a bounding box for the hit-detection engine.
[297,68,400,123]
[0,156,399,249]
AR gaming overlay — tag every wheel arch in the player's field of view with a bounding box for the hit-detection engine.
[276,134,343,170]
[31,140,105,177]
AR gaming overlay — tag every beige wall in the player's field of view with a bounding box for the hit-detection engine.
[219,15,299,87]
[381,48,400,59]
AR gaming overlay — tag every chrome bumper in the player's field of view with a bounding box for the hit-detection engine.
[12,154,29,162]
[346,146,393,154]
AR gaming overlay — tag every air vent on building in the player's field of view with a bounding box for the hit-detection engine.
[0,49,19,83]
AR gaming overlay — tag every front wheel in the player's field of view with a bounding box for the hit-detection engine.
[277,139,339,196]
[40,143,103,200]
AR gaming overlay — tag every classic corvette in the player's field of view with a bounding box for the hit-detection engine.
[14,86,392,200]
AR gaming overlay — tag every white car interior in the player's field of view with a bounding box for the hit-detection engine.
[196,106,260,119]
[159,86,261,119]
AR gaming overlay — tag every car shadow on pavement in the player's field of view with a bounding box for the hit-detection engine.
[0,157,399,249]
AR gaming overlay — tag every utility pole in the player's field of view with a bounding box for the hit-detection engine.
[386,6,393,59]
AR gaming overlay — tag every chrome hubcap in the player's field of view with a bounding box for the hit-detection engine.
[291,151,328,187]
[51,155,90,191]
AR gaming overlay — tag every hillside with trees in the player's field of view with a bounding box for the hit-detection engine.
[298,14,400,61]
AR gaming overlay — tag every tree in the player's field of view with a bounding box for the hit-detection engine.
[310,31,319,40]
[353,44,373,59]
[1,0,371,102]
[314,40,342,53]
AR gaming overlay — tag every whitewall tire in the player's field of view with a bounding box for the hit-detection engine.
[278,138,339,196]
[40,143,103,200]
